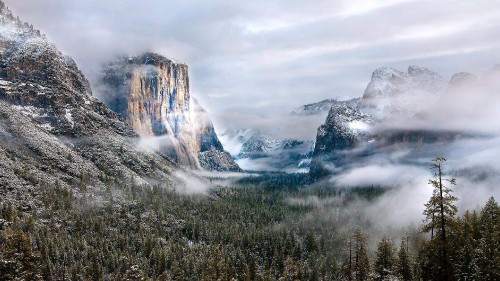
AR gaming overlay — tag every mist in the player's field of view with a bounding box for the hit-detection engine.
[5,0,500,238]
[4,0,500,135]
[308,68,500,239]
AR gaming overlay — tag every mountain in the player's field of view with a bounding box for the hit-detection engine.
[309,65,463,178]
[292,98,361,116]
[98,53,241,172]
[309,104,376,178]
[0,2,191,205]
[359,65,446,120]
[220,128,314,172]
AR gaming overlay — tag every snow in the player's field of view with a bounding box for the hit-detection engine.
[39,123,54,131]
[0,79,11,86]
[348,120,370,132]
[12,105,47,118]
[13,36,55,59]
[0,79,12,90]
[65,109,74,128]
[360,65,446,120]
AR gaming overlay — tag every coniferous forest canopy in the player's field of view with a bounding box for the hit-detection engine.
[1,0,500,280]
[1,159,499,280]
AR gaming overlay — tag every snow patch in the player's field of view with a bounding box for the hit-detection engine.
[12,105,47,118]
[348,120,370,132]
[39,123,54,131]
[65,109,74,128]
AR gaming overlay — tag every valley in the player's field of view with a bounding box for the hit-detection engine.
[1,1,499,280]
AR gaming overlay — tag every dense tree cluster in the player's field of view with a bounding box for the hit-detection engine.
[0,157,498,280]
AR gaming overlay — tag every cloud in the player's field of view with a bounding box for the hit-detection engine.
[4,0,500,134]
[172,171,210,194]
[333,164,430,187]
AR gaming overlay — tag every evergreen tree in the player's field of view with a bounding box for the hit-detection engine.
[453,211,480,281]
[477,197,500,281]
[421,157,458,281]
[0,228,43,280]
[397,239,412,281]
[374,236,396,280]
[352,229,370,281]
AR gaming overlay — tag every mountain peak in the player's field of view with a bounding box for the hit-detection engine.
[408,65,442,78]
[360,65,446,120]
[371,67,407,80]
[99,54,240,172]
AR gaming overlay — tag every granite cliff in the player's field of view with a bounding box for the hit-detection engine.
[309,65,475,179]
[99,53,241,172]
[0,1,185,210]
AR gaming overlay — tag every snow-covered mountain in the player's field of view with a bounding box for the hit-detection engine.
[309,104,377,178]
[220,128,314,172]
[292,98,361,116]
[359,65,446,120]
[0,3,182,195]
[309,65,469,178]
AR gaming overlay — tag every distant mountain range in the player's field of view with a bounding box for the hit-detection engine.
[309,65,500,178]
[1,0,498,185]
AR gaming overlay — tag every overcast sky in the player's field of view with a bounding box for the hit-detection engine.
[4,0,500,133]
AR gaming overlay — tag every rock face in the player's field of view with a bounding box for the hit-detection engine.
[359,65,446,120]
[0,2,180,206]
[309,65,466,179]
[309,104,376,178]
[99,53,241,172]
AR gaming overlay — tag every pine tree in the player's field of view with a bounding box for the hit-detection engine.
[477,197,500,281]
[421,157,457,281]
[0,228,43,280]
[453,211,480,281]
[374,236,396,280]
[397,239,412,281]
[352,229,370,281]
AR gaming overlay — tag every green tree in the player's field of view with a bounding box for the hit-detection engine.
[421,157,458,281]
[374,236,396,280]
[353,229,370,281]
[453,211,480,281]
[477,197,500,281]
[397,239,412,281]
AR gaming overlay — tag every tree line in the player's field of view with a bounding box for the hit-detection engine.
[0,157,498,280]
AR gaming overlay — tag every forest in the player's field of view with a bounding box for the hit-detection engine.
[0,158,499,280]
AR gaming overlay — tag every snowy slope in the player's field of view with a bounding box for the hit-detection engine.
[359,65,446,120]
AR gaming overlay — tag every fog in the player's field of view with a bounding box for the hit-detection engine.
[314,70,500,235]
[4,0,500,136]
[3,0,499,241]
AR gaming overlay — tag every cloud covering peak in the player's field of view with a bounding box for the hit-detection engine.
[4,0,500,133]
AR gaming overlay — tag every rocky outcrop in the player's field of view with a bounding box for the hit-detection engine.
[0,2,180,208]
[359,65,446,120]
[99,53,241,172]
[309,104,376,178]
[310,65,470,179]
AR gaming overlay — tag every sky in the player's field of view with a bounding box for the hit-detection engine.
[4,0,500,134]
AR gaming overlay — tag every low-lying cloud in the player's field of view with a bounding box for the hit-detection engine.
[5,0,500,134]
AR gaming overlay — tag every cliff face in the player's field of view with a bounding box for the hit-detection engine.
[100,53,241,171]
[309,104,376,178]
[359,66,446,120]
[0,1,180,208]
[309,65,466,179]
